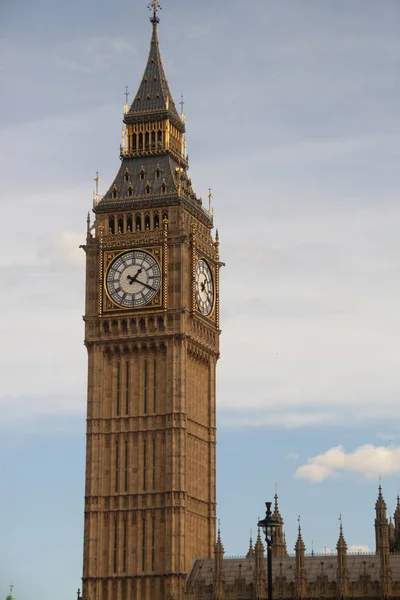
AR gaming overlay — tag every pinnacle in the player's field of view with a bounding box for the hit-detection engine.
[336,517,347,552]
[295,523,305,552]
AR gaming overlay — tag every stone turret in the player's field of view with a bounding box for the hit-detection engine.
[336,517,349,599]
[295,522,307,600]
[375,485,388,555]
[379,520,392,598]
[272,492,288,558]
[394,496,400,551]
[214,525,225,599]
[254,527,266,598]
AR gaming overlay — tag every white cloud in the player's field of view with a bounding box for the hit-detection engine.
[295,444,400,482]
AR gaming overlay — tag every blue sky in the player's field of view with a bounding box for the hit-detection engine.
[1,0,400,598]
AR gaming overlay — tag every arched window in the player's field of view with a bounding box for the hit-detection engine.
[138,133,143,150]
[157,316,164,331]
[132,133,137,152]
[161,182,167,194]
[154,213,160,230]
[122,320,128,333]
[158,131,162,148]
[151,131,156,149]
[128,185,133,197]
[103,321,110,333]
[145,215,150,229]
[118,216,124,233]
[124,170,129,182]
[145,184,151,194]
[145,132,150,150]
[136,215,142,231]
[112,186,118,199]
[109,217,115,235]
[140,168,145,181]
[139,318,146,332]
[127,214,133,232]
[156,166,161,178]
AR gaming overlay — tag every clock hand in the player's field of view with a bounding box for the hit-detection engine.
[127,267,143,285]
[137,279,157,292]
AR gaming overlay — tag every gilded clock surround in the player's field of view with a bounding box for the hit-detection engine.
[103,246,164,313]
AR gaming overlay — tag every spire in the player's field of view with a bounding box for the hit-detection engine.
[246,529,255,559]
[214,521,225,596]
[375,484,388,555]
[336,515,347,552]
[127,5,181,125]
[376,484,386,507]
[295,518,307,600]
[273,486,283,523]
[295,518,305,552]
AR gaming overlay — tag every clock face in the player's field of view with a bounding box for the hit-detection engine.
[195,259,214,316]
[106,250,161,309]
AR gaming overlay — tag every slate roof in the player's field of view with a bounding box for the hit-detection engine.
[125,18,182,130]
[187,554,400,587]
[95,14,211,225]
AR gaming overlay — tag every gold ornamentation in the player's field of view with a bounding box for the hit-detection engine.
[102,247,163,314]
[163,218,169,310]
[98,225,104,317]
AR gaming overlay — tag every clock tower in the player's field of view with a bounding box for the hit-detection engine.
[81,4,220,600]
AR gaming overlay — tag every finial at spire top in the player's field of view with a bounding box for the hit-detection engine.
[148,0,162,24]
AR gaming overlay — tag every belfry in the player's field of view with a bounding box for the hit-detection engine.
[81,3,220,600]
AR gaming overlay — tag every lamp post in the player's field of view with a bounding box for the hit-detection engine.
[258,502,280,600]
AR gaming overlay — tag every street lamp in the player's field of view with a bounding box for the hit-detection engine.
[258,501,280,600]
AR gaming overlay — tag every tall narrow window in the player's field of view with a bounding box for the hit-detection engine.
[151,131,156,148]
[115,438,119,493]
[125,361,130,415]
[151,515,155,572]
[116,363,121,416]
[123,518,127,573]
[124,439,129,492]
[113,517,118,573]
[158,130,162,148]
[144,360,148,414]
[139,132,143,150]
[143,437,147,491]
[109,216,115,235]
[132,133,137,152]
[152,438,156,490]
[153,359,157,413]
[142,516,146,572]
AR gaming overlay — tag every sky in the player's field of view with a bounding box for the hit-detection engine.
[0,0,400,597]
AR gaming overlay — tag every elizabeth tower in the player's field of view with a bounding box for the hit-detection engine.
[81,4,220,600]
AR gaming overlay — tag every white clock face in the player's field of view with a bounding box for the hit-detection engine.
[195,259,214,316]
[106,250,161,309]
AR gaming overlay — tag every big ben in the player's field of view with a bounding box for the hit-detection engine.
[81,3,220,600]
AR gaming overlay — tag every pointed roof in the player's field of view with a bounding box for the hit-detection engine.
[126,13,182,129]
[246,530,255,559]
[273,491,283,524]
[295,523,305,553]
[336,516,347,552]
[254,527,265,555]
[376,485,387,511]
[215,522,224,554]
